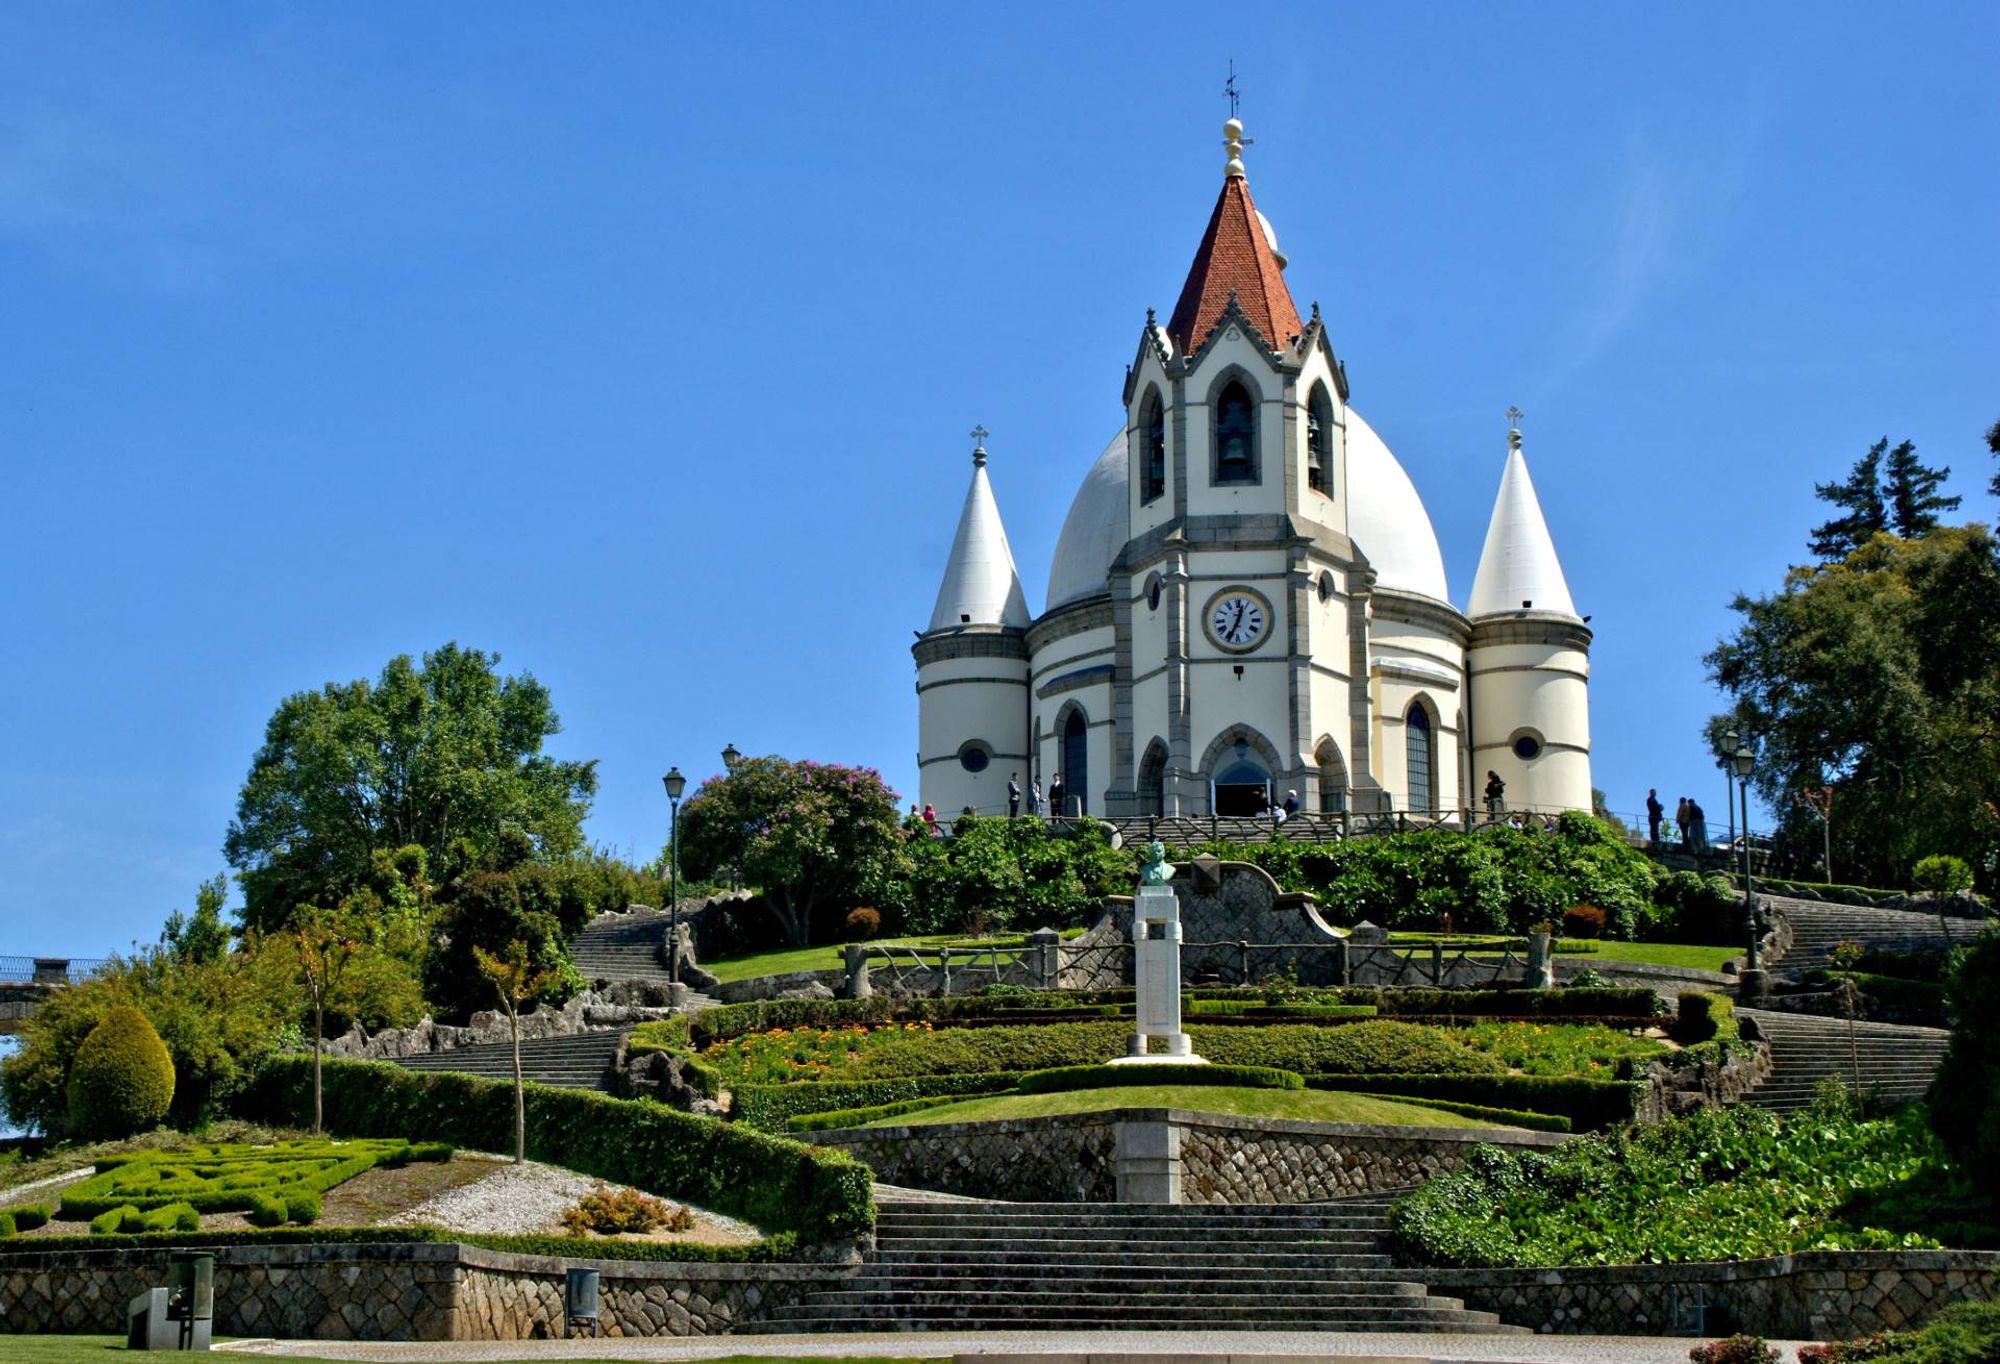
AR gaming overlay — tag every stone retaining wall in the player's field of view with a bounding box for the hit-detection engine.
[0,1241,845,1340]
[805,1108,1565,1204]
[1421,1250,2000,1340]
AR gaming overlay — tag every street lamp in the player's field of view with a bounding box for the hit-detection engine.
[663,767,686,986]
[1718,731,1761,975]
[721,743,741,773]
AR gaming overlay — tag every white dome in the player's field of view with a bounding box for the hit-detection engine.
[1045,431,1128,610]
[1344,408,1450,603]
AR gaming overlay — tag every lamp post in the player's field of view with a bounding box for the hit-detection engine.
[721,744,741,773]
[1718,730,1761,978]
[663,767,686,986]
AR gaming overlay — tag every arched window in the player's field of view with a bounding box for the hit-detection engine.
[1138,740,1169,816]
[1060,707,1089,817]
[1141,390,1166,504]
[1405,703,1436,815]
[1315,737,1348,815]
[1213,380,1258,485]
[1306,385,1333,496]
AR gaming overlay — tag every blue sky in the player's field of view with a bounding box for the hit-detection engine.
[2,4,1995,959]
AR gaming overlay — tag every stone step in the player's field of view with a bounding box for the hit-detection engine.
[754,1305,1521,1330]
[877,1211,1394,1230]
[794,1286,1444,1310]
[866,1254,1396,1277]
[394,1029,625,1092]
[874,1244,1387,1267]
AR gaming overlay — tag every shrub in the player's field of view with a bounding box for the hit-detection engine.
[90,1205,143,1235]
[1929,931,2000,1199]
[1688,1337,1778,1364]
[732,1073,1024,1131]
[7,1204,48,1233]
[558,1185,693,1236]
[1813,1299,2000,1363]
[235,1056,873,1243]
[1563,905,1606,939]
[1673,992,1737,1046]
[842,908,882,941]
[284,1190,321,1225]
[786,1096,968,1131]
[1016,1064,1303,1095]
[65,1006,177,1140]
[0,1211,12,1237]
[245,1191,288,1227]
[1912,855,1974,897]
[1191,1021,1504,1076]
[1644,872,1742,944]
[1369,987,1659,1020]
[139,1202,200,1233]
[1568,967,1610,989]
[59,1137,439,1217]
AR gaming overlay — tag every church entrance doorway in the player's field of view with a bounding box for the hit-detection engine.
[1212,760,1271,817]
[1060,708,1089,816]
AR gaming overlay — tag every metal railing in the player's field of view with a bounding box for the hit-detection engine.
[0,956,109,986]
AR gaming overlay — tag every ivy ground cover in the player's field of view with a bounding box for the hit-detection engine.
[1388,1098,1980,1267]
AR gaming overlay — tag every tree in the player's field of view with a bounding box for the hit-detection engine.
[162,874,231,965]
[472,941,562,1163]
[1707,525,2000,887]
[66,1006,175,1140]
[421,869,582,1022]
[677,757,903,947]
[1809,440,1888,560]
[1930,931,2000,1201]
[1987,418,2000,499]
[225,643,598,931]
[294,908,359,1135]
[1882,439,1960,537]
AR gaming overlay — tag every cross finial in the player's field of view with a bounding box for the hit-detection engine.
[1505,406,1524,451]
[1224,59,1240,119]
[970,424,989,467]
[1505,405,1524,428]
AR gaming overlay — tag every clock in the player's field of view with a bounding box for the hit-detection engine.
[1204,587,1272,652]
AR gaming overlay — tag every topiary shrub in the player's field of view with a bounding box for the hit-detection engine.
[1912,854,1974,897]
[842,907,881,941]
[65,1006,176,1140]
[245,1191,288,1228]
[1687,1336,1778,1364]
[1563,905,1606,939]
[1016,1063,1303,1095]
[1929,931,2000,1200]
[283,1190,321,1225]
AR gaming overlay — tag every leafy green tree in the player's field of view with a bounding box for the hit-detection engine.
[1988,417,2000,499]
[887,815,1134,936]
[1930,931,2000,1200]
[224,643,598,931]
[1882,439,1961,536]
[294,908,359,1135]
[1708,526,2000,886]
[421,870,582,1021]
[1809,440,1889,560]
[161,874,232,965]
[66,1006,175,1140]
[677,757,904,947]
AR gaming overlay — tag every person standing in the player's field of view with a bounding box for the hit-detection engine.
[1689,799,1710,851]
[1484,770,1506,819]
[1048,773,1066,819]
[1676,797,1693,850]
[1007,772,1021,818]
[1027,777,1042,818]
[1282,789,1300,819]
[1646,789,1665,845]
[922,803,941,838]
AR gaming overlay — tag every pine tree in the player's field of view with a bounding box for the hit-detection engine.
[1809,440,1889,560]
[1986,418,1999,499]
[1882,439,1960,536]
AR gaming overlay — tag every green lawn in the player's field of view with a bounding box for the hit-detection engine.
[699,933,1073,984]
[0,1343,930,1364]
[882,1083,1500,1129]
[1571,940,1740,971]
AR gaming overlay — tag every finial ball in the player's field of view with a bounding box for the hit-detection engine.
[1223,117,1243,139]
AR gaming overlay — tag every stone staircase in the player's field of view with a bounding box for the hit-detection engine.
[1735,1008,1952,1112]
[568,909,680,986]
[748,1195,1526,1334]
[1766,896,1984,975]
[395,1028,628,1093]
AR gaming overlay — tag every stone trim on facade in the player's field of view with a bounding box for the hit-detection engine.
[911,625,1030,666]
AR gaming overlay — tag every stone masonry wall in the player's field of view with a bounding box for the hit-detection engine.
[0,1242,845,1340]
[806,1109,1562,1204]
[1421,1250,2000,1340]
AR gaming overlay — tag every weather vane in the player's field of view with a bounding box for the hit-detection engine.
[1224,60,1240,119]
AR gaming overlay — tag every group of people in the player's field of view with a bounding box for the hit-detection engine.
[914,771,1071,838]
[1646,787,1711,850]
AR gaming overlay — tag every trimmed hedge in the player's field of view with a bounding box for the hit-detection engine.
[1367,987,1660,1020]
[1016,1064,1303,1095]
[1341,1092,1572,1134]
[61,1138,439,1219]
[732,1073,1025,1132]
[1185,1001,1379,1020]
[0,1204,47,1237]
[8,1223,800,1263]
[1191,1021,1505,1075]
[235,1056,872,1243]
[787,1097,966,1131]
[1673,991,1737,1045]
[1306,1072,1641,1131]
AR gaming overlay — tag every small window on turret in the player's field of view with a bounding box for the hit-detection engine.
[1213,381,1258,485]
[1141,390,1167,504]
[1306,385,1334,496]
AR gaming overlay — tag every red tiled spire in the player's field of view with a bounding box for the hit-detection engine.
[1165,170,1302,357]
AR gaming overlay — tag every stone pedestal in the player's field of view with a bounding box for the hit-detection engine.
[1113,1120,1182,1203]
[1110,884,1203,1065]
[1526,929,1555,989]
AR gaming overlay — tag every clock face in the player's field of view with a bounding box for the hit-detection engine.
[1207,590,1269,651]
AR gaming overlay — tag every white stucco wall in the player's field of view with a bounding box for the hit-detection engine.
[917,650,1030,817]
[1467,628,1592,814]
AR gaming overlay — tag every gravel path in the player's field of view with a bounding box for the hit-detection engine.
[381,1156,759,1242]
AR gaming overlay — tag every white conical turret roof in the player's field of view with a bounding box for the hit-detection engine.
[1468,428,1577,618]
[928,439,1031,631]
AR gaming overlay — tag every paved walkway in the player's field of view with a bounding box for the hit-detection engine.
[219,1329,1811,1363]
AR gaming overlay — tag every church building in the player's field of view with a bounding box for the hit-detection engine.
[916,120,1593,822]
